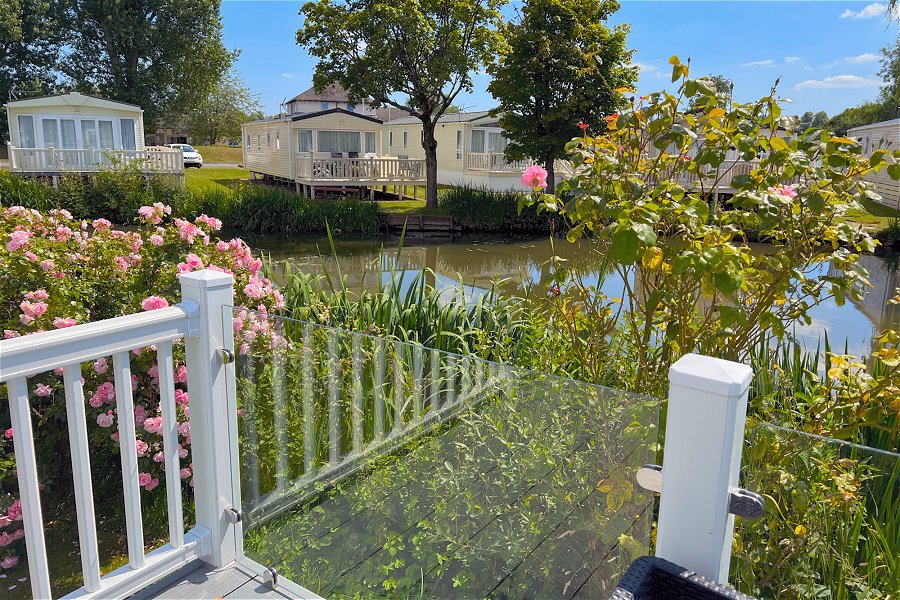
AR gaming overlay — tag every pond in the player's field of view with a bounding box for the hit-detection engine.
[244,233,900,359]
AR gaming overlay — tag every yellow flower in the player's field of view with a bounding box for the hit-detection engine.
[794,524,808,537]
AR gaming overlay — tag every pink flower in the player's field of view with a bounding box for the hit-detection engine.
[195,214,222,231]
[138,202,172,225]
[174,365,188,384]
[92,218,112,232]
[149,234,164,247]
[144,477,159,492]
[141,296,170,311]
[178,446,189,458]
[176,253,204,273]
[768,184,797,199]
[6,230,30,251]
[53,317,77,329]
[135,439,149,457]
[0,516,10,528]
[521,165,548,190]
[215,240,229,252]
[25,289,49,301]
[143,416,163,435]
[3,330,19,339]
[7,501,21,521]
[153,451,165,463]
[93,358,109,374]
[20,300,48,320]
[40,259,55,271]
[24,251,38,262]
[4,429,12,440]
[174,219,201,244]
[96,412,115,428]
[138,472,152,487]
[34,383,52,397]
[114,256,129,272]
[174,389,189,405]
[180,467,192,479]
[1,556,18,569]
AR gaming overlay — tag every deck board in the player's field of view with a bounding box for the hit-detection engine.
[132,561,293,600]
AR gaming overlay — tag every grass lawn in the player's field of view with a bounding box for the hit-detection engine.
[377,199,447,216]
[184,167,249,192]
[839,197,900,231]
[193,145,243,164]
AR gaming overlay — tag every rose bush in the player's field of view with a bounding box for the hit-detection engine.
[0,204,286,570]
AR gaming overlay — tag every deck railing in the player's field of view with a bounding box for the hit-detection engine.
[0,271,239,599]
[294,154,426,183]
[7,145,184,175]
[466,151,531,173]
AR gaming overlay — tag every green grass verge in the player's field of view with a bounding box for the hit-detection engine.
[184,167,249,192]
[839,197,900,230]
[377,199,446,216]
[192,145,243,164]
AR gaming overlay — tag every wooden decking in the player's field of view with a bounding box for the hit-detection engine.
[131,561,299,599]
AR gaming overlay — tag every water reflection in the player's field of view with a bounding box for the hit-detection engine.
[248,234,900,358]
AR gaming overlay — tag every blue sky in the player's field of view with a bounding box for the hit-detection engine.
[222,1,898,117]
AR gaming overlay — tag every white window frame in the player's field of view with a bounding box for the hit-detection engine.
[27,114,130,150]
[275,131,280,150]
[403,131,408,149]
[297,129,313,153]
[364,131,376,154]
[316,130,362,154]
[389,131,393,147]
[320,101,329,110]
[456,129,462,160]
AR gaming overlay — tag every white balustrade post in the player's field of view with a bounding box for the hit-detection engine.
[655,353,753,583]
[180,270,240,567]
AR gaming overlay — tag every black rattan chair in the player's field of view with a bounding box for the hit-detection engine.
[610,557,755,600]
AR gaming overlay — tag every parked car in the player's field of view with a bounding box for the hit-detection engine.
[165,143,203,168]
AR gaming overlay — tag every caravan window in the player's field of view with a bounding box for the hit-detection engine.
[275,131,280,150]
[365,131,376,154]
[297,130,313,152]
[120,118,137,150]
[402,131,408,149]
[470,129,485,153]
[17,115,36,147]
[42,118,59,147]
[488,131,507,153]
[456,130,462,159]
[318,131,360,153]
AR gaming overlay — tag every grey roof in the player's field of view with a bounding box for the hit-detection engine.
[5,91,142,109]
[288,83,354,104]
[847,118,900,133]
[384,110,493,126]
[242,108,382,126]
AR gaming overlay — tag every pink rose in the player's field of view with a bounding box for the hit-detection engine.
[39,259,55,271]
[4,429,12,440]
[138,472,152,487]
[96,412,115,428]
[153,451,165,463]
[141,296,169,311]
[92,218,112,231]
[6,501,21,521]
[6,230,30,251]
[143,416,163,435]
[144,477,159,492]
[135,439,149,456]
[149,234,164,247]
[3,330,19,339]
[93,358,109,374]
[521,165,548,190]
[53,317,77,329]
[180,467,192,479]
[1,556,18,569]
[34,383,52,397]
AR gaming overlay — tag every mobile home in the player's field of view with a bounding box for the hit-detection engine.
[848,118,900,210]
[5,92,182,176]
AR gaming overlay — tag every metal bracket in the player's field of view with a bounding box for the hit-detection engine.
[635,464,765,520]
[224,506,242,523]
[264,566,278,589]
[220,348,235,365]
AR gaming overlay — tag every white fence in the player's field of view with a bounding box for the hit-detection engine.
[0,271,238,599]
[294,154,426,183]
[0,268,755,596]
[7,145,184,175]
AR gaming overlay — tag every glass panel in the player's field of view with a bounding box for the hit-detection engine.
[17,115,35,147]
[42,118,59,147]
[470,129,485,153]
[488,131,508,153]
[232,310,659,599]
[364,131,375,154]
[456,129,462,159]
[120,118,136,150]
[297,130,312,152]
[317,130,360,153]
[81,120,98,148]
[733,424,900,597]
[402,131,408,148]
[60,119,77,148]
[98,120,114,148]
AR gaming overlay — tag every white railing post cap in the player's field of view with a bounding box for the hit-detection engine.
[179,270,234,290]
[668,353,752,396]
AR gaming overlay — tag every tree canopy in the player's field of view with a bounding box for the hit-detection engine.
[486,0,635,191]
[297,0,505,208]
[829,33,900,134]
[61,0,236,131]
[183,69,263,145]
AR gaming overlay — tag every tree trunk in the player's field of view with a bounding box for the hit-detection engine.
[422,119,439,209]
[544,155,556,193]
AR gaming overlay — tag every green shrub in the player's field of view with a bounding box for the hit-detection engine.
[0,170,55,211]
[196,184,379,236]
[439,185,557,233]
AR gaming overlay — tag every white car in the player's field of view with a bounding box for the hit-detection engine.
[166,144,203,168]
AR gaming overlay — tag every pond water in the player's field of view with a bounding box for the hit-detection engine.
[244,233,900,359]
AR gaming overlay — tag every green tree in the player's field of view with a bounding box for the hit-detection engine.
[183,69,262,145]
[689,73,732,107]
[297,0,504,209]
[0,0,66,143]
[876,33,900,121]
[797,110,829,132]
[487,0,635,191]
[61,0,235,132]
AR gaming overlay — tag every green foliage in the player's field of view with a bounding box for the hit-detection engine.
[828,33,900,134]
[438,185,556,233]
[527,55,900,396]
[297,0,505,208]
[197,185,379,236]
[487,0,635,190]
[183,68,263,144]
[828,101,884,136]
[60,0,235,130]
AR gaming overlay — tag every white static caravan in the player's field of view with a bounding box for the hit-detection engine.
[848,118,900,210]
[5,92,182,176]
[241,108,426,199]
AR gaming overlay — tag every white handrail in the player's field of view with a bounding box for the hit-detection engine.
[0,270,238,599]
[6,145,185,175]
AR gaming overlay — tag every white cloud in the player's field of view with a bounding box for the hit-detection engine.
[839,2,887,19]
[845,52,881,63]
[741,59,776,67]
[280,73,295,79]
[784,56,802,64]
[794,74,882,90]
[634,62,657,72]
